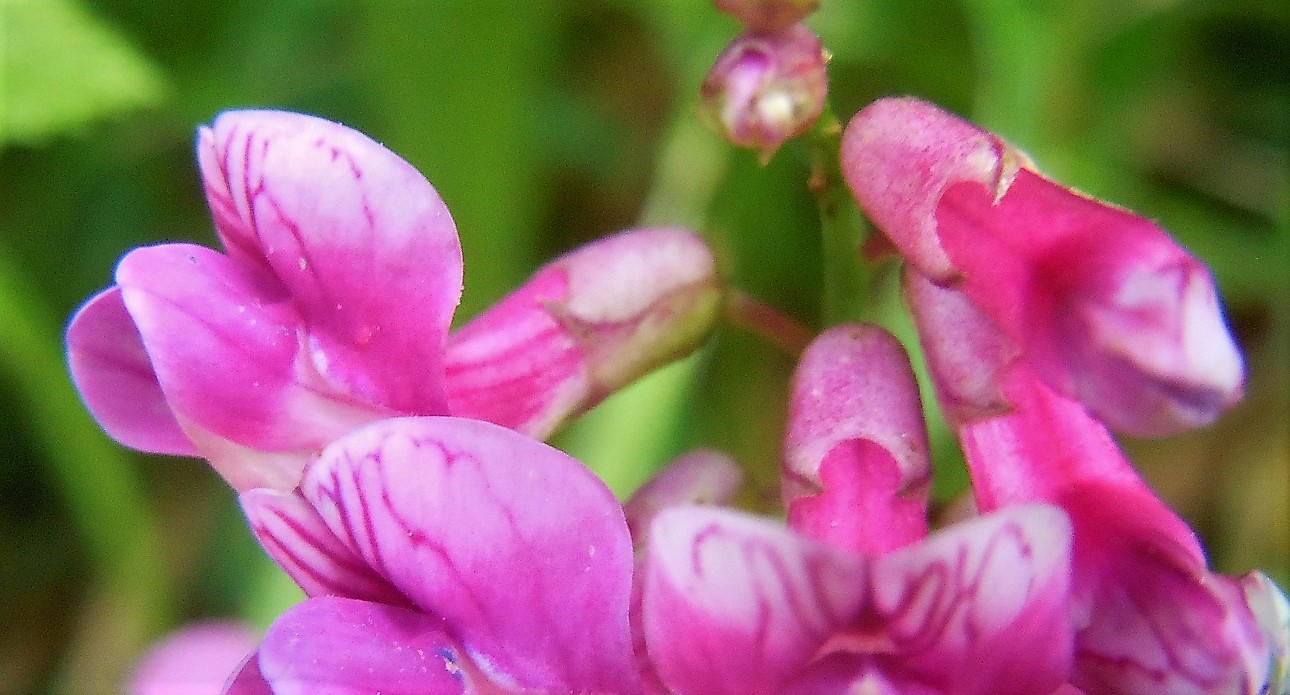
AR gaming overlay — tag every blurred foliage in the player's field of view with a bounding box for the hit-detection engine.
[0,0,1285,692]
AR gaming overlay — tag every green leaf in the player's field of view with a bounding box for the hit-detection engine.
[1,0,166,147]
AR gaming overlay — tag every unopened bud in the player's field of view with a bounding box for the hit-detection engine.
[700,24,828,161]
[445,229,721,439]
[713,0,820,33]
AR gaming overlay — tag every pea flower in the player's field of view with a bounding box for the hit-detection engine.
[66,110,719,492]
[128,621,258,695]
[841,96,1244,436]
[907,273,1286,695]
[228,416,645,695]
[700,24,829,161]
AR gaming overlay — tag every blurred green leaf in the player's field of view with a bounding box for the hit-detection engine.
[1,0,166,147]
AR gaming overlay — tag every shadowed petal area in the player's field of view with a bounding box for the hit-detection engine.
[222,653,272,695]
[870,504,1074,695]
[256,597,464,695]
[240,488,407,605]
[643,506,867,695]
[624,449,744,544]
[198,110,462,416]
[115,243,387,460]
[65,287,197,456]
[301,417,642,695]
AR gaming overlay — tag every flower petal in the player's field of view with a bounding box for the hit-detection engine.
[198,110,462,416]
[127,621,258,695]
[66,287,197,456]
[240,487,407,605]
[115,243,387,485]
[446,228,719,439]
[783,324,931,554]
[643,506,868,695]
[300,416,642,694]
[221,653,272,695]
[256,597,464,695]
[871,504,1074,695]
[624,448,744,544]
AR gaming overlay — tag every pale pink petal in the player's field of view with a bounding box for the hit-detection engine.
[624,449,744,543]
[870,504,1074,695]
[903,270,1021,427]
[240,488,407,605]
[643,506,868,695]
[128,621,258,695]
[115,243,388,463]
[301,416,642,694]
[783,324,931,554]
[841,96,1019,280]
[65,287,197,456]
[256,597,463,695]
[1073,555,1271,695]
[446,228,720,439]
[198,110,462,416]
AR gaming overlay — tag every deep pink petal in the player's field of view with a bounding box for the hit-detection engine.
[935,168,1244,436]
[624,449,744,544]
[115,243,388,487]
[240,488,407,605]
[256,597,463,695]
[300,416,642,694]
[128,621,258,695]
[198,109,462,416]
[870,504,1074,695]
[643,506,868,695]
[783,324,931,554]
[221,653,272,695]
[65,287,196,456]
[446,228,719,439]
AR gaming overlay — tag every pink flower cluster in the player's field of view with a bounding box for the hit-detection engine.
[71,101,1286,695]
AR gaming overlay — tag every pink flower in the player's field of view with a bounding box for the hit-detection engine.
[641,503,1075,695]
[908,274,1283,694]
[841,97,1244,436]
[230,416,644,695]
[66,110,719,492]
[700,25,828,161]
[712,0,821,33]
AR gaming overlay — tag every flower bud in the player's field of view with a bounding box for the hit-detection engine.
[713,0,820,33]
[445,228,721,439]
[700,25,828,161]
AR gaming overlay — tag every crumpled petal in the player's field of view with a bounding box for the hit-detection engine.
[643,506,868,695]
[300,416,642,695]
[198,109,462,416]
[446,228,720,439]
[871,504,1074,695]
[128,621,258,695]
[239,488,406,605]
[783,324,931,554]
[65,287,197,456]
[255,596,464,695]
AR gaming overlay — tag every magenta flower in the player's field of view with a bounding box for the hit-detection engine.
[641,502,1074,695]
[229,416,644,695]
[909,274,1284,694]
[841,97,1244,436]
[128,621,258,695]
[66,110,718,492]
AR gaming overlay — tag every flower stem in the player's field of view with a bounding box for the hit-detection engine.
[722,288,814,356]
[805,102,872,326]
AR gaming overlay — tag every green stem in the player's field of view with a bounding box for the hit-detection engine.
[806,103,871,326]
[0,249,172,680]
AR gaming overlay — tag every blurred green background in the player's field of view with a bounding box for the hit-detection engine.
[1,0,1286,692]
